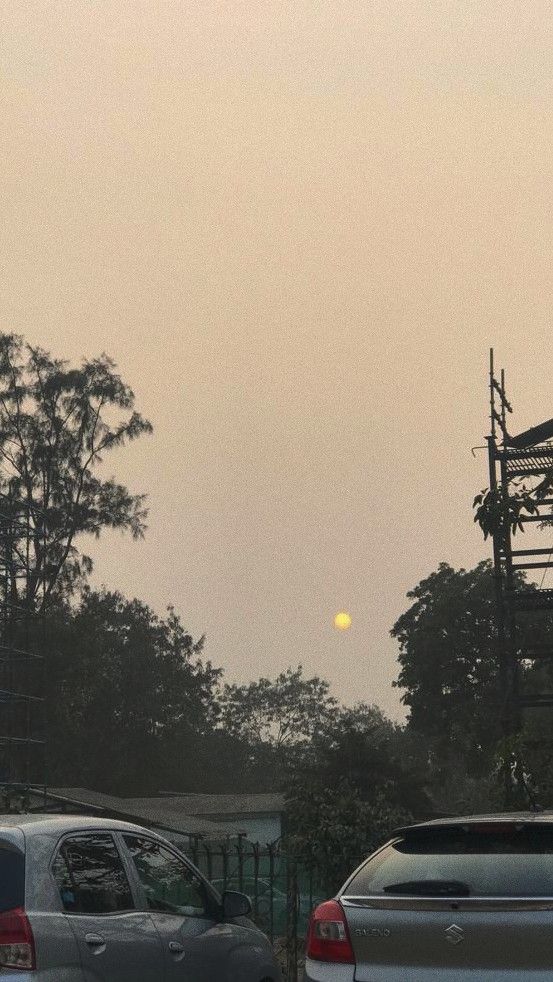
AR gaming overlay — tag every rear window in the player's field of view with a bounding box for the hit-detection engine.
[0,845,24,912]
[346,827,553,898]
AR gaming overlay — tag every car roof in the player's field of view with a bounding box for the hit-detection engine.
[393,811,553,835]
[0,813,163,837]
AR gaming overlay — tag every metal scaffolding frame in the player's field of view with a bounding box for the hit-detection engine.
[0,489,46,804]
[487,349,553,749]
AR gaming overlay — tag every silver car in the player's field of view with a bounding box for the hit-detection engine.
[304,812,553,982]
[0,812,281,981]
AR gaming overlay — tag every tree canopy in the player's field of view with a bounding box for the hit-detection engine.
[218,666,338,751]
[0,334,152,608]
[46,589,219,794]
[392,560,553,810]
[392,561,502,759]
[285,704,428,890]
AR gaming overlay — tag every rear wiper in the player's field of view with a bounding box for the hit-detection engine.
[383,880,471,897]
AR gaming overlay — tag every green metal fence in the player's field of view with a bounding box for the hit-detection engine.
[186,841,326,982]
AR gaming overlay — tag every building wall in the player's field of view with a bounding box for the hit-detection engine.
[207,812,281,845]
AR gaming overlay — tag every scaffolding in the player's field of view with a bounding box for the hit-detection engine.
[487,350,553,750]
[0,490,46,805]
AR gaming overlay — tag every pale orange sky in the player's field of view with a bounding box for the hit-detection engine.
[2,1,553,718]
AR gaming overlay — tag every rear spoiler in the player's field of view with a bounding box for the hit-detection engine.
[391,819,553,837]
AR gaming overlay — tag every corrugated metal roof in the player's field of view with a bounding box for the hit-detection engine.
[49,788,245,838]
[146,793,285,816]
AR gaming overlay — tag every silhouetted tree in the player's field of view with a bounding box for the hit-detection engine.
[285,705,427,891]
[0,333,152,608]
[46,590,219,794]
[392,561,553,810]
[392,561,505,769]
[218,666,338,751]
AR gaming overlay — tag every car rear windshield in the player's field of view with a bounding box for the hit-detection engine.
[0,844,24,911]
[346,826,553,898]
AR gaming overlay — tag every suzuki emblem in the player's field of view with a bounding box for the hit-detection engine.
[445,923,464,945]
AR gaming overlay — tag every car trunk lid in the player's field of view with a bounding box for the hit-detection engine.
[342,896,553,979]
[340,821,553,981]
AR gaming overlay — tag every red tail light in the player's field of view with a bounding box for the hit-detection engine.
[306,899,355,964]
[0,907,36,970]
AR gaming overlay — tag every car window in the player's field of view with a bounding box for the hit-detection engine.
[52,833,134,913]
[346,827,553,898]
[124,835,208,916]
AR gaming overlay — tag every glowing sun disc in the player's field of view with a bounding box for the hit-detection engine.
[334,611,352,631]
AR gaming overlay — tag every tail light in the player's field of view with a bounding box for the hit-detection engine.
[0,907,36,970]
[306,899,354,964]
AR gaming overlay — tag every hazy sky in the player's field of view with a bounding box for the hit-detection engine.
[3,1,553,718]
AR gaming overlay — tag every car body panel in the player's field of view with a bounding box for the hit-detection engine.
[305,812,553,982]
[0,813,281,982]
[26,909,84,981]
[342,900,553,980]
[65,910,162,982]
[118,827,278,982]
[149,910,228,982]
[151,912,278,982]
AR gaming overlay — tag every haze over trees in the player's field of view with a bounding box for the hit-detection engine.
[5,333,552,877]
[0,336,371,800]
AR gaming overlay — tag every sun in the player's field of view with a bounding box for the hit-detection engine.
[334,611,352,631]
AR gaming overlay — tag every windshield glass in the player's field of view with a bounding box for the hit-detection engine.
[346,827,553,898]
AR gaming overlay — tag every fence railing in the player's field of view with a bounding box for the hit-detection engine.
[183,840,326,982]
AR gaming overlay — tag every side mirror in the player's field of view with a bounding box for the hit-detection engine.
[222,890,252,919]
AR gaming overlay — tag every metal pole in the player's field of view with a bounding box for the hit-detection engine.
[286,857,298,982]
[486,351,511,805]
[499,369,520,736]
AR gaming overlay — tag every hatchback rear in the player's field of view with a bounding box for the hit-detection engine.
[305,813,553,982]
[0,828,33,977]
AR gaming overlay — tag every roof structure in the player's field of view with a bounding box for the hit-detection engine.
[45,788,245,839]
[139,792,285,817]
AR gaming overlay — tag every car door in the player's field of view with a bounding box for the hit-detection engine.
[122,832,236,982]
[51,830,163,982]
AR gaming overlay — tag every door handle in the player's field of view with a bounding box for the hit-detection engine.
[169,940,185,955]
[84,933,105,948]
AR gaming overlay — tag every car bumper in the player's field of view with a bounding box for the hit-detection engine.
[2,972,82,981]
[303,958,355,982]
